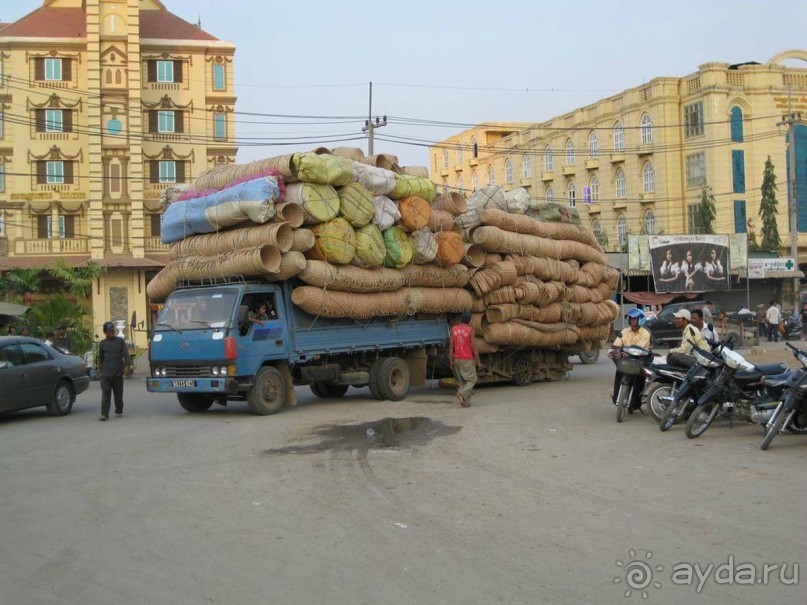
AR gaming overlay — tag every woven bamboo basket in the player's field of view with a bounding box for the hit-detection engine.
[475,338,499,354]
[169,222,292,258]
[435,231,464,267]
[483,321,580,347]
[485,303,564,325]
[273,202,305,228]
[469,312,487,334]
[264,252,307,281]
[483,286,518,306]
[353,224,386,268]
[366,153,400,171]
[332,147,366,162]
[291,286,473,319]
[579,325,611,341]
[473,226,608,265]
[298,260,407,292]
[484,253,503,266]
[509,255,576,283]
[306,218,356,265]
[480,208,601,250]
[192,154,296,190]
[146,265,180,302]
[433,192,468,216]
[471,297,487,312]
[411,228,438,264]
[461,244,485,268]
[400,264,470,288]
[337,182,375,228]
[398,196,433,232]
[290,228,316,252]
[427,208,456,233]
[469,267,501,297]
[284,183,341,225]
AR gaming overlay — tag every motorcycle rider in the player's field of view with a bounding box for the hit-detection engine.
[609,308,652,412]
[668,308,709,368]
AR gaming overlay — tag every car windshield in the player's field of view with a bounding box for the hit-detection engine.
[155,288,237,331]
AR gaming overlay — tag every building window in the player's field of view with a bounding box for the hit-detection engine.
[732,149,746,193]
[157,110,175,133]
[36,160,73,184]
[457,175,464,191]
[157,60,174,83]
[472,170,478,191]
[45,58,62,81]
[159,160,176,183]
[640,114,653,144]
[614,121,624,151]
[47,161,64,184]
[150,160,186,184]
[591,220,603,245]
[687,203,701,233]
[147,60,183,83]
[505,159,513,184]
[588,131,599,158]
[684,101,704,138]
[150,214,162,237]
[471,136,478,158]
[487,165,495,185]
[36,109,73,133]
[522,154,531,178]
[213,113,227,140]
[544,146,553,172]
[615,168,626,198]
[565,138,575,165]
[110,163,121,194]
[734,200,747,233]
[567,181,576,207]
[730,106,744,142]
[642,162,655,193]
[456,143,463,165]
[685,151,706,188]
[442,149,449,169]
[645,211,657,235]
[617,214,628,246]
[45,109,63,132]
[546,186,554,203]
[590,175,600,202]
[212,64,226,91]
[37,214,75,239]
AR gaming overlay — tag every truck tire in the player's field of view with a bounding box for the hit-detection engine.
[310,382,349,398]
[177,393,214,413]
[578,348,600,365]
[512,354,535,386]
[369,357,410,401]
[246,366,286,415]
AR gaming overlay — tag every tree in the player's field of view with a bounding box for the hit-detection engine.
[747,218,761,252]
[0,268,42,303]
[759,156,781,252]
[47,260,106,299]
[25,294,93,352]
[696,185,717,235]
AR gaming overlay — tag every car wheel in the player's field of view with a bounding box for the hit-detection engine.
[47,380,74,416]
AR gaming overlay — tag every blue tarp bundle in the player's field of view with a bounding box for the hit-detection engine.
[161,177,281,244]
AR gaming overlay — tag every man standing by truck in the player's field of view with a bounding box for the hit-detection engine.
[449,311,482,407]
[98,321,131,421]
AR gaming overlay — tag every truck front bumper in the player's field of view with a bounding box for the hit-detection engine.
[147,377,240,394]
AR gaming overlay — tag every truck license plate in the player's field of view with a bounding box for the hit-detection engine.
[172,379,197,388]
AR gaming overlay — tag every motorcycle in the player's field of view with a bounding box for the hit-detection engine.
[609,345,653,423]
[642,357,690,423]
[684,347,789,439]
[761,342,807,450]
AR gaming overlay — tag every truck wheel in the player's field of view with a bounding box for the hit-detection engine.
[177,393,214,413]
[578,348,600,365]
[370,357,410,401]
[512,354,535,386]
[247,366,286,415]
[310,382,349,398]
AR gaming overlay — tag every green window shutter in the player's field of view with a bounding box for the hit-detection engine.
[174,111,184,133]
[62,58,72,81]
[36,161,47,184]
[35,109,46,132]
[64,161,74,184]
[174,61,183,83]
[175,161,186,183]
[150,160,160,183]
[732,150,745,194]
[147,60,157,82]
[730,106,744,142]
[734,200,747,233]
[34,58,45,81]
[148,111,158,133]
[63,109,73,133]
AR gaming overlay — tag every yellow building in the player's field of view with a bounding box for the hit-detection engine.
[0,0,236,346]
[432,51,807,257]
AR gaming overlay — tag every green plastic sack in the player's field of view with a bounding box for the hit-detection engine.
[338,183,375,228]
[389,175,436,203]
[292,152,355,186]
[308,217,356,265]
[353,224,386,268]
[383,226,414,269]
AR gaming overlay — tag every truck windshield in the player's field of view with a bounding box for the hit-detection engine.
[155,288,237,331]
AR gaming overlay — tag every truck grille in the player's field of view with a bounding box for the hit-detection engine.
[163,366,212,378]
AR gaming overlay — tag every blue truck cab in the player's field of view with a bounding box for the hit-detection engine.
[147,280,449,415]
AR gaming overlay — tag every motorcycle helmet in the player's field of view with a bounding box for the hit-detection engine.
[625,308,647,327]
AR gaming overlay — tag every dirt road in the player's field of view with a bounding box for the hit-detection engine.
[1,350,804,604]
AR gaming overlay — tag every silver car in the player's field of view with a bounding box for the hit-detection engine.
[0,336,90,416]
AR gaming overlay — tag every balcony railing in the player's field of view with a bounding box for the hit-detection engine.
[15,238,89,255]
[145,237,170,252]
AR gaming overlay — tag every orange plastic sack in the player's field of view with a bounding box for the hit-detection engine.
[398,196,433,232]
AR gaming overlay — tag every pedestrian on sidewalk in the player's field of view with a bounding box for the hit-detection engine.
[98,321,130,421]
[449,311,482,407]
[766,300,781,343]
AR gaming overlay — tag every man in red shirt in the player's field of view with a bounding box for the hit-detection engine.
[449,311,482,407]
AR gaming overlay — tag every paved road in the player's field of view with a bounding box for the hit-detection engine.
[1,353,805,605]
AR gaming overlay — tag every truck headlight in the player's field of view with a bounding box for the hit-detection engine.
[211,366,220,376]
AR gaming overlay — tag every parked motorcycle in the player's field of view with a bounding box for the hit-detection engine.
[684,347,789,439]
[761,342,807,450]
[610,345,653,423]
[642,357,690,423]
[657,346,723,431]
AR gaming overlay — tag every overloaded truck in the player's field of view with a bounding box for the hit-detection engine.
[146,278,572,415]
[146,148,617,414]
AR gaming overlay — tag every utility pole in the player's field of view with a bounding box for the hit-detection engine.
[777,86,804,314]
[362,81,387,155]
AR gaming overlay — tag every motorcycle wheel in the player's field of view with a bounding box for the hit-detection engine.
[646,382,673,424]
[785,405,807,435]
[659,397,685,432]
[761,404,789,451]
[685,403,720,439]
[616,383,629,423]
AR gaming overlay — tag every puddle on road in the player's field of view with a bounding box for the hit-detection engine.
[262,416,460,455]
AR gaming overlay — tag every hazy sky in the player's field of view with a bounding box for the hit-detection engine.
[7,1,807,167]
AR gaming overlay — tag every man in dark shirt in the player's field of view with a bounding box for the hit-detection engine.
[52,323,77,355]
[98,321,130,421]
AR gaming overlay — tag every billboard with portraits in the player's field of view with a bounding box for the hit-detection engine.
[649,235,730,293]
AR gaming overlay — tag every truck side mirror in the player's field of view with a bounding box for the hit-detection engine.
[236,305,249,335]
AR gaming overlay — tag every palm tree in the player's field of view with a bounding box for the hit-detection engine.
[0,268,42,303]
[47,261,106,299]
[25,294,92,350]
